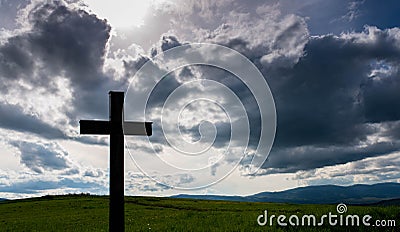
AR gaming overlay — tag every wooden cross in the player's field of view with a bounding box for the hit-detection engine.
[79,91,152,232]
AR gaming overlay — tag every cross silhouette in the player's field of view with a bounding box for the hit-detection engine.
[80,91,152,232]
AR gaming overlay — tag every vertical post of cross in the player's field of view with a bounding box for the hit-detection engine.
[109,91,124,232]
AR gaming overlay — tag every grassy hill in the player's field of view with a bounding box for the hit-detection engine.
[0,195,398,231]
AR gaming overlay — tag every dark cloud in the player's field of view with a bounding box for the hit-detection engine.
[123,55,150,80]
[146,58,262,150]
[63,168,80,175]
[262,141,400,174]
[0,2,119,152]
[361,67,400,123]
[0,2,111,86]
[147,71,181,108]
[149,34,184,57]
[11,141,70,173]
[383,121,400,140]
[268,28,400,147]
[84,169,103,178]
[255,27,400,173]
[27,3,110,87]
[293,152,400,185]
[0,102,65,139]
[0,2,126,121]
[186,13,400,174]
[120,4,400,178]
[0,178,105,194]
[27,3,123,119]
[178,66,193,78]
[160,35,182,52]
[0,35,34,85]
[0,1,133,147]
[269,36,368,148]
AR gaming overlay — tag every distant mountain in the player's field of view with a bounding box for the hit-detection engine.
[171,183,400,205]
[0,198,7,201]
[249,183,400,204]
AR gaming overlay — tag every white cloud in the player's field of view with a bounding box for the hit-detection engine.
[294,152,400,186]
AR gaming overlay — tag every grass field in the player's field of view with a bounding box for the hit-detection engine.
[0,195,398,231]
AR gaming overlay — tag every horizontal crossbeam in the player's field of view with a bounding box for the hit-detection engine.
[124,121,152,136]
[80,120,152,136]
[80,120,110,135]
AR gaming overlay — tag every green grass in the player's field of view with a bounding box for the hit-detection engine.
[0,195,398,231]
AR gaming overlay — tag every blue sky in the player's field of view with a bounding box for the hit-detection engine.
[0,0,400,199]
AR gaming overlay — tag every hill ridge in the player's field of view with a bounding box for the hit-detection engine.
[171,182,400,205]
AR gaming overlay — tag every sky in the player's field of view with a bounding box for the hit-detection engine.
[0,0,400,199]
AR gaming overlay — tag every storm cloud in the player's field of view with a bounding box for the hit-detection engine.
[258,27,400,173]
[11,141,71,173]
[0,2,124,123]
[0,102,65,139]
[123,8,400,177]
[167,3,400,175]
